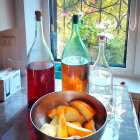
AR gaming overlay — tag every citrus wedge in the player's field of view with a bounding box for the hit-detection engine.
[83,118,96,132]
[57,114,68,138]
[56,105,67,117]
[71,122,82,127]
[40,123,57,137]
[47,108,56,119]
[69,100,96,121]
[50,116,59,126]
[66,122,92,137]
[64,106,86,124]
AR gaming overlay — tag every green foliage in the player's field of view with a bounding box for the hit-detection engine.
[79,23,98,49]
[105,36,125,64]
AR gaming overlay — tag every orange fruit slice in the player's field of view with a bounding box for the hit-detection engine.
[57,114,68,138]
[50,116,59,125]
[64,106,86,124]
[69,100,96,121]
[66,122,92,137]
[71,122,82,127]
[83,118,96,132]
[40,123,57,137]
[47,108,56,119]
[56,105,67,117]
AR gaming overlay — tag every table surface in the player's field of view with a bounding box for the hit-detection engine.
[0,79,140,140]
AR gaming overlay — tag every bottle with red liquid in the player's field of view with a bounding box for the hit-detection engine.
[26,11,54,109]
[61,15,90,93]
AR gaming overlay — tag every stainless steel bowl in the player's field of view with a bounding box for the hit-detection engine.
[30,91,107,140]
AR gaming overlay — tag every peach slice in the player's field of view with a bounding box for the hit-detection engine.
[50,116,59,125]
[64,106,86,124]
[69,100,96,121]
[66,122,93,137]
[40,123,57,137]
[57,114,68,138]
[83,118,96,132]
[71,122,82,127]
[47,108,57,119]
[56,105,68,117]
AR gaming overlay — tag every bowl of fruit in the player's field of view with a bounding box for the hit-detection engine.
[30,91,107,140]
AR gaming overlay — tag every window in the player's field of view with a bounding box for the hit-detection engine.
[47,0,140,77]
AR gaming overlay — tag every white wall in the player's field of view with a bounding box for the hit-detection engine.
[23,0,42,54]
[0,0,43,75]
[23,0,51,52]
[0,29,19,69]
[42,0,51,48]
[0,0,26,74]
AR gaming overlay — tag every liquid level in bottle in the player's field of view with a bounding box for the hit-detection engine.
[62,56,89,92]
[26,61,54,109]
[89,69,112,101]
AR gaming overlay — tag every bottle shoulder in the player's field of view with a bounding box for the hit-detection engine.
[93,58,110,68]
[26,39,54,65]
[62,37,90,61]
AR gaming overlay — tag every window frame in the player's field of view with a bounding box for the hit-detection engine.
[43,0,140,78]
[111,0,140,77]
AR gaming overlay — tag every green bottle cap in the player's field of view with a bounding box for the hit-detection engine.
[72,15,78,24]
[35,10,42,21]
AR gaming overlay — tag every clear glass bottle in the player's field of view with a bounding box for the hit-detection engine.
[26,11,54,109]
[61,15,90,93]
[89,35,112,100]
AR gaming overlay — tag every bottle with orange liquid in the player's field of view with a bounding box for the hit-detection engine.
[26,11,54,109]
[61,15,90,93]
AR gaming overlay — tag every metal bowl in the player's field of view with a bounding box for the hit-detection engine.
[30,91,107,140]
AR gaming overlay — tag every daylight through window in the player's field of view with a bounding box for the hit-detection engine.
[49,0,130,67]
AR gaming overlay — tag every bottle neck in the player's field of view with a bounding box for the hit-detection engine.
[35,19,45,42]
[71,23,80,37]
[98,42,105,57]
[94,41,109,68]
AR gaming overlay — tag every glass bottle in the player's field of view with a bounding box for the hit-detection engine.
[26,11,54,109]
[89,35,112,100]
[61,15,90,93]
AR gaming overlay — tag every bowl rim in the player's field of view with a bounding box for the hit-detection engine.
[30,90,108,139]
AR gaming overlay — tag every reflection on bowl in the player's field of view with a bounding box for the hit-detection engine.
[30,91,107,140]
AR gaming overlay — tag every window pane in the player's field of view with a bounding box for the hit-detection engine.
[50,0,130,67]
